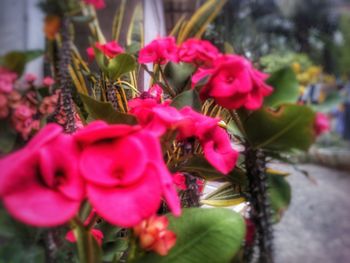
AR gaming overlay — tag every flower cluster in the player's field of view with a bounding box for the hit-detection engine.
[134,215,176,256]
[87,40,124,60]
[0,71,58,140]
[129,94,238,175]
[0,121,181,228]
[136,38,273,110]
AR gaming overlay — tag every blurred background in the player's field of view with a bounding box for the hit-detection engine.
[0,0,349,262]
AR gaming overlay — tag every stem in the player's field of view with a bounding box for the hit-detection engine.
[72,218,97,263]
[244,147,274,263]
[127,235,138,262]
[229,110,247,139]
[158,64,176,97]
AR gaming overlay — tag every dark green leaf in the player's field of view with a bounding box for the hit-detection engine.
[135,208,245,263]
[80,94,137,125]
[102,239,128,261]
[1,52,26,75]
[24,50,44,62]
[268,173,291,223]
[264,67,299,107]
[164,62,195,94]
[243,104,316,151]
[93,47,107,71]
[0,121,17,154]
[0,243,45,263]
[170,89,202,112]
[172,156,248,188]
[108,53,136,80]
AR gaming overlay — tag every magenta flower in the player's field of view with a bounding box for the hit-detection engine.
[129,98,188,136]
[86,41,124,60]
[314,112,330,136]
[25,73,37,83]
[138,37,178,65]
[192,55,273,110]
[173,173,187,190]
[178,107,238,174]
[74,121,180,227]
[178,38,220,66]
[0,124,84,227]
[83,0,105,9]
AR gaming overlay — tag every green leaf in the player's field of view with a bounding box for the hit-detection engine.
[93,47,107,71]
[102,239,128,261]
[0,121,17,154]
[268,173,291,223]
[80,94,137,125]
[1,52,26,75]
[170,89,202,112]
[264,67,299,107]
[243,104,316,151]
[24,50,44,62]
[202,182,246,207]
[0,243,45,263]
[172,156,248,187]
[107,53,136,80]
[164,62,195,94]
[71,15,94,23]
[136,208,245,263]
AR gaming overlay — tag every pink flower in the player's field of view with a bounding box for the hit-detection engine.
[74,121,181,227]
[87,41,124,60]
[314,112,330,136]
[178,38,220,66]
[138,37,178,65]
[0,93,9,119]
[134,215,176,256]
[0,67,17,93]
[39,95,58,115]
[173,173,187,190]
[0,124,84,227]
[83,0,105,9]
[128,98,188,136]
[43,76,55,87]
[25,73,37,83]
[178,107,238,174]
[11,104,35,139]
[65,210,104,245]
[192,55,273,110]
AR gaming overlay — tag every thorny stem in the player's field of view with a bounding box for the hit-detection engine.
[58,17,76,133]
[244,147,274,263]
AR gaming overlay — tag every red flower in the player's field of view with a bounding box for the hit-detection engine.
[138,37,178,65]
[173,173,187,190]
[134,215,176,256]
[0,124,84,227]
[74,121,181,227]
[87,41,124,60]
[42,76,55,87]
[128,98,188,137]
[178,107,238,174]
[178,38,220,66]
[192,55,273,110]
[314,112,330,136]
[83,0,105,9]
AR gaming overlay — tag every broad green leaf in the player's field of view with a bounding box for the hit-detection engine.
[202,183,246,207]
[80,94,137,125]
[0,243,45,263]
[102,239,128,261]
[24,50,44,62]
[136,208,245,263]
[172,156,248,187]
[243,104,316,151]
[268,174,291,223]
[264,67,299,107]
[164,62,195,94]
[1,52,26,75]
[170,89,202,112]
[107,53,136,80]
[0,121,17,154]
